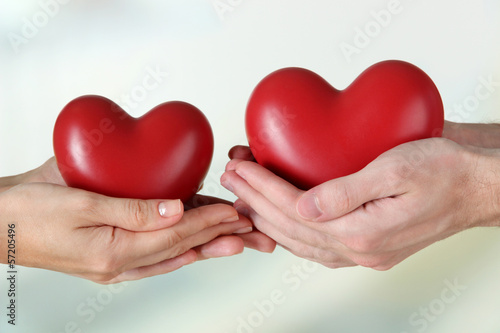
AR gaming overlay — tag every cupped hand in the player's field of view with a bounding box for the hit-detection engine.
[0,158,271,284]
[221,140,500,270]
[0,181,256,283]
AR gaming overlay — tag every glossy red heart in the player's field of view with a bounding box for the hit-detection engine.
[246,60,444,190]
[53,95,213,202]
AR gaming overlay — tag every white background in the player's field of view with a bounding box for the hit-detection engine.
[1,0,500,332]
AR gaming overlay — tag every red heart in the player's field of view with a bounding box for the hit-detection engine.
[246,60,444,190]
[53,95,213,202]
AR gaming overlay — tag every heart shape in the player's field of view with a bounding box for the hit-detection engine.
[246,60,444,190]
[53,95,213,202]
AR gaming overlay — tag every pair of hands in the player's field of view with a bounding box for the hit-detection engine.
[3,121,499,283]
[221,121,500,270]
[0,158,275,284]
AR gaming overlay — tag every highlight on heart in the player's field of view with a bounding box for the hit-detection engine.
[245,60,444,190]
[53,95,214,202]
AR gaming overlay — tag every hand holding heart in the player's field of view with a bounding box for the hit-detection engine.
[222,61,500,269]
[222,140,500,270]
[53,96,214,202]
[4,59,500,280]
[0,158,275,284]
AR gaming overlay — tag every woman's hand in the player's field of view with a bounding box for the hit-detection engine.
[0,158,269,284]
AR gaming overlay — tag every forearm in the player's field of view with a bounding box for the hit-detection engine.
[444,121,500,148]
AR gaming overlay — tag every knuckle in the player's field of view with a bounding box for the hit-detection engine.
[279,226,302,242]
[128,199,151,228]
[88,234,124,279]
[323,181,352,215]
[352,256,383,269]
[210,203,234,215]
[384,166,408,189]
[372,263,395,271]
[185,206,206,224]
[89,273,115,285]
[92,252,121,276]
[381,153,422,189]
[342,234,383,254]
[311,246,354,269]
[194,204,234,226]
[74,192,100,218]
[351,254,393,270]
[95,258,123,282]
[321,262,344,269]
[164,229,183,248]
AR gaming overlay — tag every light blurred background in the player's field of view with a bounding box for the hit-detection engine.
[1,0,500,332]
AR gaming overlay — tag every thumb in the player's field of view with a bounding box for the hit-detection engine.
[296,169,387,222]
[95,196,184,231]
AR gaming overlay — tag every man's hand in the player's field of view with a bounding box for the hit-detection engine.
[221,139,500,270]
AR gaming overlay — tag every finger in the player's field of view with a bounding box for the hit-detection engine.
[90,195,184,231]
[234,199,345,257]
[225,158,248,173]
[228,145,254,161]
[343,236,445,271]
[124,204,243,261]
[241,206,354,267]
[233,199,277,252]
[110,250,197,283]
[227,161,304,219]
[184,194,233,210]
[278,243,356,269]
[221,169,315,240]
[295,162,400,222]
[237,231,277,253]
[194,235,245,260]
[121,214,251,271]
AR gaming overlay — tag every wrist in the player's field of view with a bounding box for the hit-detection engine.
[444,121,500,148]
[465,146,500,227]
[0,190,11,264]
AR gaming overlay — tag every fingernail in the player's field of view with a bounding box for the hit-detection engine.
[234,226,253,234]
[221,178,234,193]
[297,192,323,220]
[159,200,182,218]
[235,169,246,180]
[221,215,239,223]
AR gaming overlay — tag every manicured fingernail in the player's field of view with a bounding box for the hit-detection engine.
[221,215,240,223]
[234,226,253,234]
[297,192,323,220]
[158,200,182,218]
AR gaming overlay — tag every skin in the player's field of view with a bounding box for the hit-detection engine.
[0,158,276,284]
[221,121,500,270]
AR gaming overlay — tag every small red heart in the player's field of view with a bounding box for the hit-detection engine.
[246,60,444,190]
[53,95,213,202]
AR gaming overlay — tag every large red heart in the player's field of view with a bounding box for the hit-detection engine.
[53,95,213,202]
[246,60,444,190]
